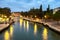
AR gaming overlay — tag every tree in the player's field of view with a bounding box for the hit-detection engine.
[45,5,53,19]
[0,7,11,17]
[40,4,42,12]
[39,4,43,18]
[53,10,60,24]
[47,5,50,12]
[3,7,11,17]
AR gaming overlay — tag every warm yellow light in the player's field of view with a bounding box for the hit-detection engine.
[0,17,2,22]
[36,18,40,21]
[2,18,5,22]
[44,15,47,18]
[10,25,13,37]
[42,28,48,40]
[0,17,2,20]
[4,16,7,18]
[4,31,10,40]
[6,18,9,21]
[20,18,23,28]
[34,23,37,35]
[26,21,29,32]
[20,15,22,17]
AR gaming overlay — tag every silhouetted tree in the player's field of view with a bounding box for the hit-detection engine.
[40,4,42,12]
[47,5,50,12]
[0,7,11,17]
[45,5,53,19]
[53,10,60,24]
[39,4,44,18]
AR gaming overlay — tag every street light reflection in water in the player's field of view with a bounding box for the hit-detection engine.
[10,25,14,37]
[34,23,37,35]
[26,21,29,32]
[42,28,48,40]
[23,20,29,32]
[4,31,10,40]
[20,18,23,29]
[2,18,60,40]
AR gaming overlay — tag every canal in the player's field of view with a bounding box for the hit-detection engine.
[0,18,60,40]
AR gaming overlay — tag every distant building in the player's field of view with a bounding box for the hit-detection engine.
[12,12,20,17]
[53,7,60,14]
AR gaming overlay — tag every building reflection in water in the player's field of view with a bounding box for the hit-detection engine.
[34,23,37,35]
[26,21,29,32]
[20,18,23,28]
[4,30,10,40]
[42,28,48,40]
[10,25,14,37]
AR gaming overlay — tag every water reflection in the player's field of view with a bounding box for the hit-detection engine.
[42,28,48,40]
[34,23,37,35]
[4,31,10,40]
[20,18,23,28]
[23,20,29,32]
[26,21,29,32]
[1,19,59,40]
[10,25,14,37]
[24,20,25,30]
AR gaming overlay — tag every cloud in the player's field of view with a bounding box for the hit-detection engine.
[0,0,60,12]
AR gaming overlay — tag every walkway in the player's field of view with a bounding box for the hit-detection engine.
[0,19,14,32]
[0,24,9,31]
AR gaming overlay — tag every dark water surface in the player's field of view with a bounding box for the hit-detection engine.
[0,18,60,40]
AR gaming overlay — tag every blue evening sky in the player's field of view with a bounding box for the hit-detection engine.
[0,0,60,12]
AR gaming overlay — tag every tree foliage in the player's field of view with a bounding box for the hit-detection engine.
[0,7,11,17]
[20,4,54,19]
[53,10,60,21]
[20,4,44,19]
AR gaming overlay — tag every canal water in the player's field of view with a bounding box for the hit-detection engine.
[0,18,60,40]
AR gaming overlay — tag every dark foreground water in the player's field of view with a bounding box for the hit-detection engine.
[0,18,60,40]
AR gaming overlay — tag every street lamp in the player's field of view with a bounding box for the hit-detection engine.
[35,15,37,18]
[44,15,47,22]
[44,15,47,19]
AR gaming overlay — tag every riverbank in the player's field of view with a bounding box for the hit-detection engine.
[0,20,14,32]
[0,24,9,32]
[22,17,60,33]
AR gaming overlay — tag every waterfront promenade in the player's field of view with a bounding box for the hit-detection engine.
[22,17,60,32]
[0,24,9,31]
[0,19,14,32]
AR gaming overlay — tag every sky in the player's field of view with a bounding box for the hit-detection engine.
[0,0,60,12]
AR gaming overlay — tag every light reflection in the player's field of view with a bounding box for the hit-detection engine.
[10,25,13,37]
[42,28,48,40]
[20,18,23,28]
[4,31,10,40]
[26,21,29,32]
[34,23,37,35]
[24,20,26,30]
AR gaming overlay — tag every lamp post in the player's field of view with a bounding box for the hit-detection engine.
[35,15,37,20]
[44,15,47,22]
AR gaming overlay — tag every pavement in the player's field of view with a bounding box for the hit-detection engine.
[0,24,9,31]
